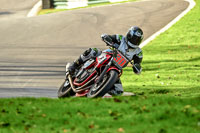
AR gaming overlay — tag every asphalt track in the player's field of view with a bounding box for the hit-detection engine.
[0,0,189,98]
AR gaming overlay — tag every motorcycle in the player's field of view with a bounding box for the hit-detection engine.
[58,40,131,98]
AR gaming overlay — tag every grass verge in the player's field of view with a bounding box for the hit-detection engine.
[121,0,200,98]
[38,0,137,15]
[0,96,200,133]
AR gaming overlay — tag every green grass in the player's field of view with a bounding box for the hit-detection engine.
[121,0,200,98]
[39,9,67,15]
[0,96,200,133]
[38,0,137,15]
[1,0,200,132]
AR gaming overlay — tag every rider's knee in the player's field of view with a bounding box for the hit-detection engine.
[81,48,101,62]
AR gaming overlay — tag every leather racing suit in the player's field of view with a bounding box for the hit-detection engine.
[70,34,143,95]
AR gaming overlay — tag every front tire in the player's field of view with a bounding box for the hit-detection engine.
[58,79,75,98]
[87,70,119,98]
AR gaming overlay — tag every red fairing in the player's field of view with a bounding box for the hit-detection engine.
[86,62,96,69]
[102,55,111,64]
[107,66,121,74]
[96,53,111,68]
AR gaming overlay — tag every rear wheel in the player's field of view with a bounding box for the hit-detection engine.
[87,70,119,98]
[58,79,75,98]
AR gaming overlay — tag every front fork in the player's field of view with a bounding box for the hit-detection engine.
[95,57,114,84]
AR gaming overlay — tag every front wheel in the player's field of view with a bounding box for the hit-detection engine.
[87,70,119,98]
[58,79,75,98]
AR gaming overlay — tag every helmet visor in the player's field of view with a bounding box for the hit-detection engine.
[127,29,143,45]
[128,34,142,46]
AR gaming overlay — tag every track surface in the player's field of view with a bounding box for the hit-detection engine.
[0,0,38,20]
[0,0,188,97]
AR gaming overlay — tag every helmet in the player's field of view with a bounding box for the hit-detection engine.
[125,26,143,48]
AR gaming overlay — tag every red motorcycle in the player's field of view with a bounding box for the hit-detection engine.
[58,40,131,98]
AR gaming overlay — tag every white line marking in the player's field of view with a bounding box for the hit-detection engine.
[27,0,42,17]
[140,0,196,48]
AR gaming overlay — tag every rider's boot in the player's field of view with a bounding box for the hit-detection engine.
[108,79,124,96]
[68,56,83,75]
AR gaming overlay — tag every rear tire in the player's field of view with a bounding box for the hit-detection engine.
[87,70,119,98]
[58,80,75,98]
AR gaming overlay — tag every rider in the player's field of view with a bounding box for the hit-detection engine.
[68,26,144,95]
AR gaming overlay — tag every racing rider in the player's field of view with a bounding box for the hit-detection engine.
[68,26,144,95]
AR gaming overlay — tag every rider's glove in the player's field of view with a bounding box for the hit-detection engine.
[132,63,142,75]
[101,34,108,40]
[101,34,113,45]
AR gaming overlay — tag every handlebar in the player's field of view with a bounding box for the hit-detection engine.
[103,39,114,47]
[105,39,134,64]
[102,38,134,65]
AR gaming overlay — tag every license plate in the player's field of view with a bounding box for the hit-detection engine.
[113,51,129,69]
